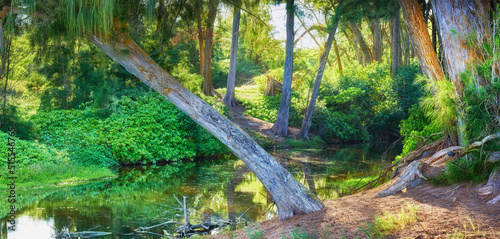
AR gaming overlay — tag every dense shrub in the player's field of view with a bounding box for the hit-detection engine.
[31,92,229,166]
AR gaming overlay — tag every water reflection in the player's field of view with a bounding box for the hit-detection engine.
[5,143,400,238]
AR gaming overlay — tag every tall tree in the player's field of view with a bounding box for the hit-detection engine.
[201,0,220,97]
[298,15,341,139]
[398,0,444,82]
[223,3,241,107]
[347,22,372,65]
[391,9,402,76]
[430,0,492,145]
[271,0,295,136]
[372,18,382,62]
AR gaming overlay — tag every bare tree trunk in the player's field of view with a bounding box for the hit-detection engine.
[333,39,342,74]
[430,0,492,146]
[196,2,205,76]
[201,0,220,97]
[0,21,11,122]
[348,21,373,65]
[372,18,382,62]
[391,9,402,77]
[398,0,444,81]
[89,31,323,220]
[271,0,295,136]
[297,19,339,139]
[223,6,240,107]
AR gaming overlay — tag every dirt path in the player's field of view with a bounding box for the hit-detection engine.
[227,105,301,144]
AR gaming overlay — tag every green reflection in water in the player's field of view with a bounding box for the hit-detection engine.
[5,143,401,238]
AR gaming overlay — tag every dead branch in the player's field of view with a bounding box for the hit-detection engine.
[427,146,462,165]
[375,161,427,198]
[459,132,500,157]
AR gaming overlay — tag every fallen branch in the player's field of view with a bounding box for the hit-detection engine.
[375,161,427,198]
[427,146,462,165]
[459,132,500,157]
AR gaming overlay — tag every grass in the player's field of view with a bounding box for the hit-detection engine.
[0,162,115,218]
[355,201,418,238]
[445,217,487,238]
[245,225,264,239]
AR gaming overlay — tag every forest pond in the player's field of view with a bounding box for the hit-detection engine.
[6,143,401,238]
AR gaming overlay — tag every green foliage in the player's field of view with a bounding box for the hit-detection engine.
[430,156,500,186]
[246,225,264,239]
[31,92,229,166]
[316,63,401,142]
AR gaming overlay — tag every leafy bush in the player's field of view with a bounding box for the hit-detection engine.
[31,92,229,166]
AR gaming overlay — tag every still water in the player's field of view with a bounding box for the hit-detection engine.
[5,143,401,238]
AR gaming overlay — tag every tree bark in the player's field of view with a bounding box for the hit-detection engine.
[398,0,444,81]
[201,0,219,97]
[223,6,240,107]
[348,21,372,65]
[89,31,324,220]
[197,3,205,77]
[333,39,342,74]
[297,18,339,139]
[391,9,402,77]
[372,18,382,62]
[430,0,492,146]
[271,0,295,136]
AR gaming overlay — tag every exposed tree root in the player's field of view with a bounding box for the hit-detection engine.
[375,161,427,198]
[478,169,500,205]
[378,133,500,199]
[427,146,462,165]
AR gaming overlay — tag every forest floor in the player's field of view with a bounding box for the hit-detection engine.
[215,105,500,238]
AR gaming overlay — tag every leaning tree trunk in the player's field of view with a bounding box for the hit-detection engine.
[398,0,444,82]
[348,21,372,65]
[89,31,323,220]
[223,6,240,107]
[201,0,219,97]
[333,39,342,74]
[271,0,295,136]
[297,18,339,139]
[391,9,402,77]
[430,0,492,146]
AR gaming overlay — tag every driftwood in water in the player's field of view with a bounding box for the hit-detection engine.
[135,195,247,238]
[265,75,283,96]
[376,161,427,198]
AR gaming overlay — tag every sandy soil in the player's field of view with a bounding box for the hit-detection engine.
[215,106,500,239]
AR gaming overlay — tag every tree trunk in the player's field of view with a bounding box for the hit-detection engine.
[372,18,382,62]
[197,4,205,77]
[271,0,295,136]
[430,0,491,146]
[348,21,372,65]
[89,32,324,220]
[398,0,444,81]
[333,39,342,74]
[297,19,339,139]
[391,9,402,77]
[223,6,240,107]
[201,0,219,97]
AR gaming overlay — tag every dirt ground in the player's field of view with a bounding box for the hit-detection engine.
[216,106,500,239]
[211,179,500,238]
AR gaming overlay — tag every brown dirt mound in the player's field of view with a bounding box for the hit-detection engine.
[211,180,500,239]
